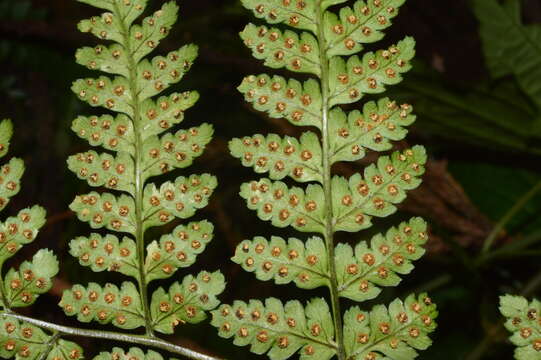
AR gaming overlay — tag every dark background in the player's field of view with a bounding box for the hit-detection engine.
[2,0,541,359]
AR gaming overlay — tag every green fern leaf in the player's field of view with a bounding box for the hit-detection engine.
[93,347,162,360]
[0,120,13,159]
[141,124,213,181]
[76,0,147,23]
[321,0,349,9]
[47,340,84,360]
[240,0,317,32]
[324,0,406,57]
[343,293,437,359]
[232,236,329,289]
[335,218,428,301]
[4,249,58,308]
[238,75,322,129]
[230,132,322,183]
[328,37,415,106]
[73,76,133,115]
[68,151,135,193]
[0,158,24,212]
[69,0,222,347]
[128,2,179,63]
[142,174,217,230]
[0,319,83,360]
[76,44,131,77]
[241,24,320,75]
[70,192,136,234]
[240,179,325,233]
[333,146,426,232]
[144,221,214,282]
[137,45,197,101]
[212,297,336,360]
[60,282,145,330]
[473,0,541,108]
[72,114,135,153]
[150,271,225,334]
[329,99,415,163]
[222,0,436,357]
[500,295,541,359]
[69,234,138,278]
[139,91,200,140]
[0,206,46,264]
[0,120,79,353]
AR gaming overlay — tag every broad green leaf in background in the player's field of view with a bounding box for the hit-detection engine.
[473,0,541,110]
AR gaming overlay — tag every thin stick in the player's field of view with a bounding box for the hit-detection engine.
[0,312,225,360]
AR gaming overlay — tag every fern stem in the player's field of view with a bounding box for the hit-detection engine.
[0,312,224,360]
[37,331,61,360]
[316,2,345,359]
[112,2,154,336]
[481,179,541,254]
[0,260,10,310]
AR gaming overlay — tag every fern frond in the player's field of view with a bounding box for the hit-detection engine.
[64,0,224,354]
[216,0,437,358]
[0,119,81,358]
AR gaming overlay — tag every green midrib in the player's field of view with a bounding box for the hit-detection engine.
[315,1,346,360]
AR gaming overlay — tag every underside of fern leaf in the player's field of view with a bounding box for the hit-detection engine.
[62,0,224,356]
[211,1,438,359]
[0,119,82,360]
[500,295,541,359]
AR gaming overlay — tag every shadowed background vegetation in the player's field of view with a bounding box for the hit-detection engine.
[1,0,541,359]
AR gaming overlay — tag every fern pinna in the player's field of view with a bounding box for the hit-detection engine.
[0,119,83,360]
[211,1,438,359]
[62,0,224,358]
[500,295,541,360]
